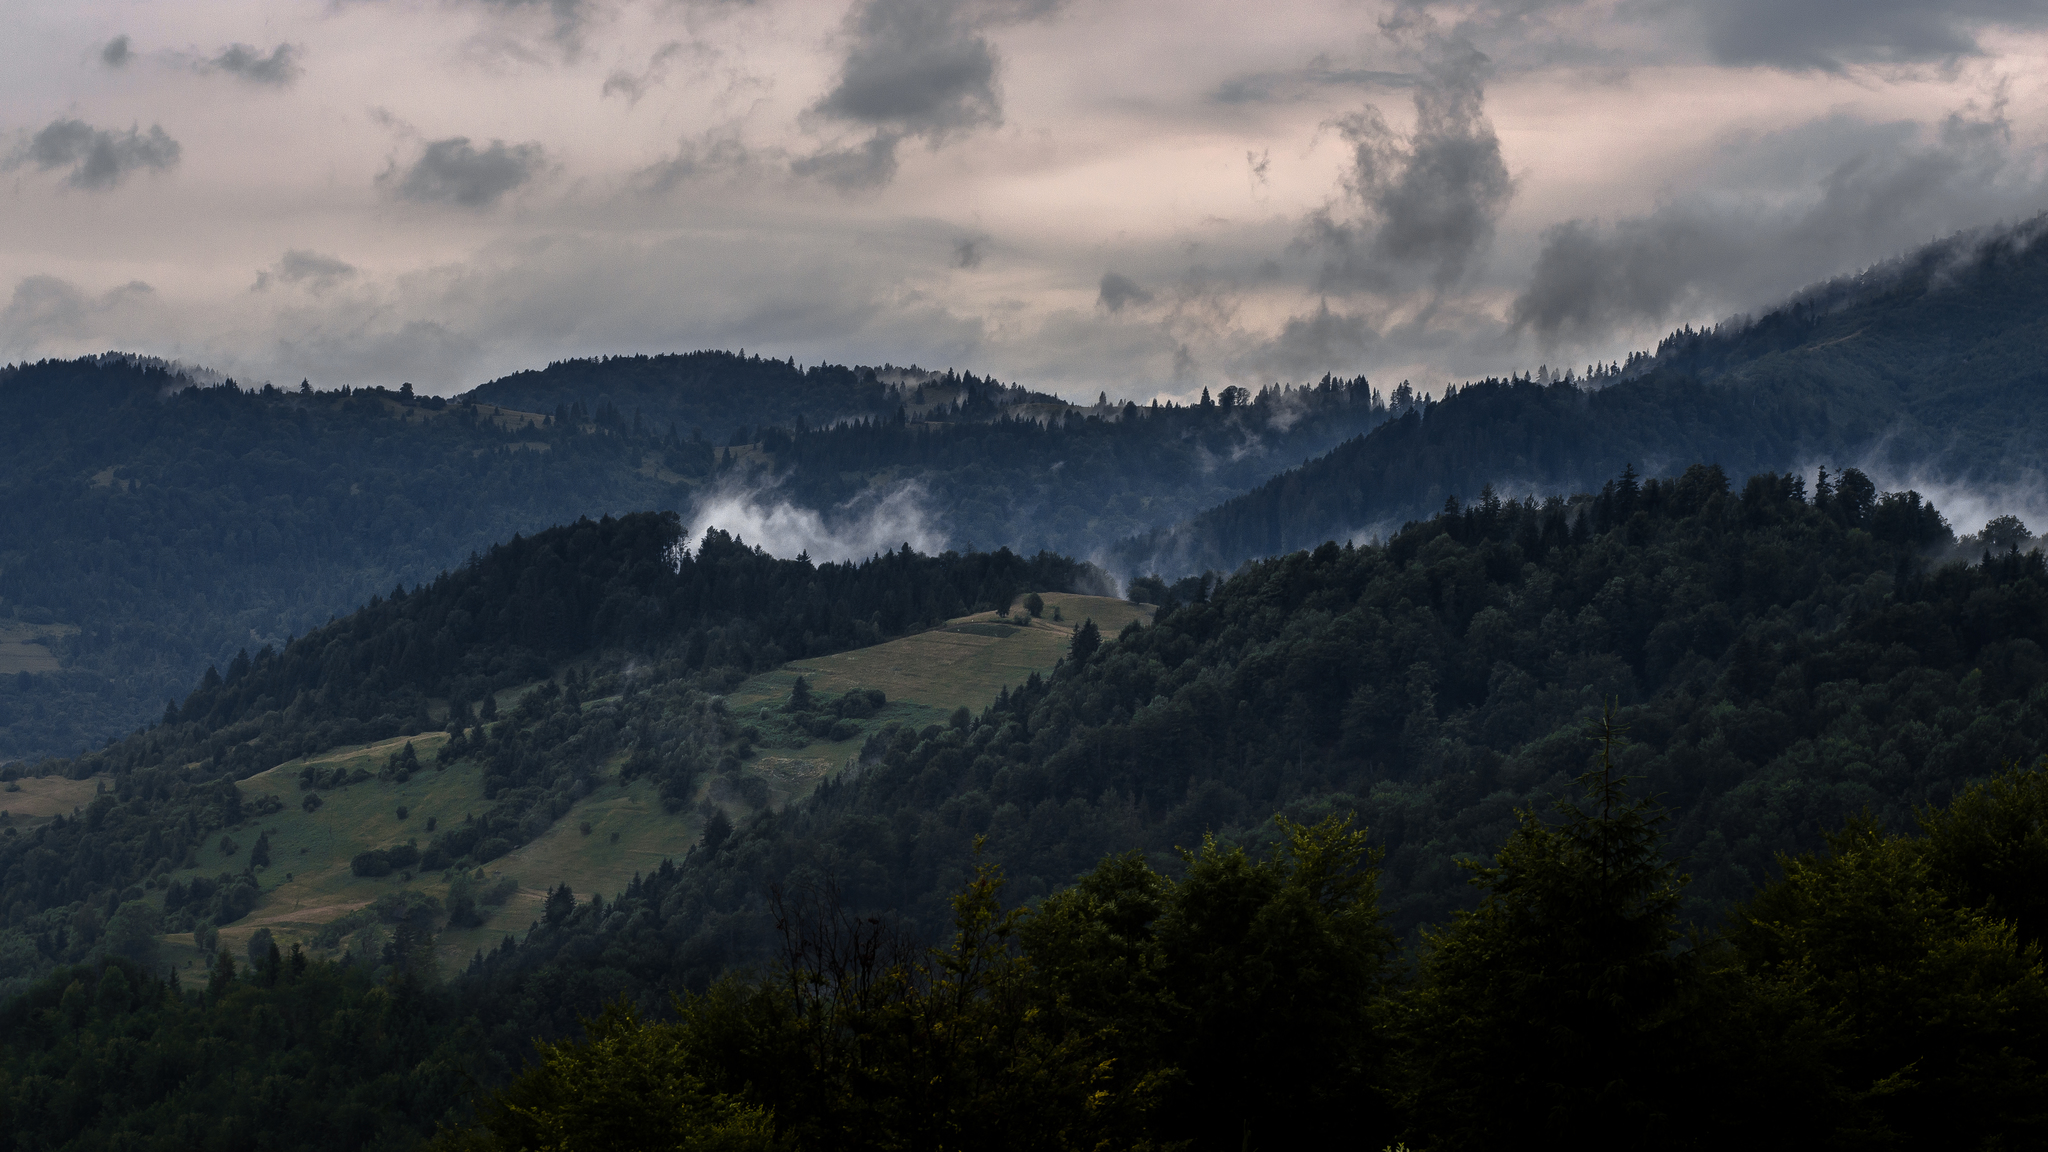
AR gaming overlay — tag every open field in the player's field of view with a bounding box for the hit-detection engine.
[133,727,703,973]
[0,622,72,674]
[0,773,104,831]
[137,592,1151,975]
[729,591,1153,740]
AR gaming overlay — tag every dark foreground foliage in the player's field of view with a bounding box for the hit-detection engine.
[18,756,2032,1151]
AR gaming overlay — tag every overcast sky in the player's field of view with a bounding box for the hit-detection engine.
[2,0,2044,398]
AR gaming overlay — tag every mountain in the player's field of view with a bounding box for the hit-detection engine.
[0,356,1387,763]
[461,351,910,443]
[5,462,2046,1149]
[0,357,690,764]
[1119,215,2048,576]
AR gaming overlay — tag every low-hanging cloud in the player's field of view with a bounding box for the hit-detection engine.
[7,119,180,191]
[796,0,1064,190]
[1511,95,2043,344]
[385,137,546,208]
[101,35,131,67]
[1304,34,1514,296]
[686,480,949,562]
[0,275,159,357]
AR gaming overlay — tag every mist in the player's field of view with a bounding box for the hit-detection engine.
[686,480,949,563]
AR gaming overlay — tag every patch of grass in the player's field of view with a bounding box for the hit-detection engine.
[0,622,74,674]
[0,773,105,829]
[737,593,1153,722]
[143,593,1154,974]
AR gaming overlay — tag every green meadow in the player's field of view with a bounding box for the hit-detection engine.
[147,592,1150,975]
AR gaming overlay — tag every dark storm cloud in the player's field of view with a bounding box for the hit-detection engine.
[797,0,1064,190]
[385,137,546,208]
[8,119,180,191]
[1511,97,2040,343]
[204,43,302,86]
[1686,0,2048,72]
[1303,39,1513,295]
[101,35,131,67]
[1098,272,1154,312]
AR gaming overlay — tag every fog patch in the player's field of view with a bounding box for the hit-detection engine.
[688,480,948,562]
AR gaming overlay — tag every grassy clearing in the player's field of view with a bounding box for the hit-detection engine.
[0,773,104,830]
[146,730,704,974]
[142,593,1152,975]
[0,622,73,674]
[740,593,1152,722]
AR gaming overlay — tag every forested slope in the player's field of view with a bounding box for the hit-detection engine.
[0,357,1388,762]
[0,510,1100,995]
[1122,216,2048,575]
[0,357,692,763]
[442,463,2039,1016]
[8,468,2048,1149]
[462,351,905,442]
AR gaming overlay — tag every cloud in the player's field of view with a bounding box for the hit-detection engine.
[790,132,902,191]
[469,0,596,50]
[1210,62,1414,105]
[0,275,158,356]
[101,35,131,68]
[1252,299,1377,381]
[796,0,1064,190]
[1305,34,1514,296]
[7,119,180,191]
[1511,94,2042,343]
[255,250,358,293]
[1685,0,2048,72]
[384,137,546,207]
[1098,272,1154,312]
[634,131,753,193]
[601,41,686,104]
[202,42,302,86]
[953,237,984,269]
[687,480,948,561]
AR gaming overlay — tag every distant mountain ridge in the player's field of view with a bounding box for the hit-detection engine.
[1117,215,2048,577]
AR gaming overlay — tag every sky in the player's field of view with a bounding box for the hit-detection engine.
[1,0,2045,400]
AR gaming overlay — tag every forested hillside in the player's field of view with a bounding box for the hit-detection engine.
[0,356,699,763]
[0,510,1100,995]
[717,375,1392,557]
[0,356,1388,762]
[463,351,907,442]
[1122,215,2048,575]
[3,464,2047,1148]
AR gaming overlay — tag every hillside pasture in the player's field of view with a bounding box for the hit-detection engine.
[0,622,71,674]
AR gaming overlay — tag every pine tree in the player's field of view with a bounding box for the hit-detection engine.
[1402,704,1698,1149]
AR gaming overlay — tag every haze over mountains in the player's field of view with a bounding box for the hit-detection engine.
[5,220,2043,764]
[3,217,2048,1150]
